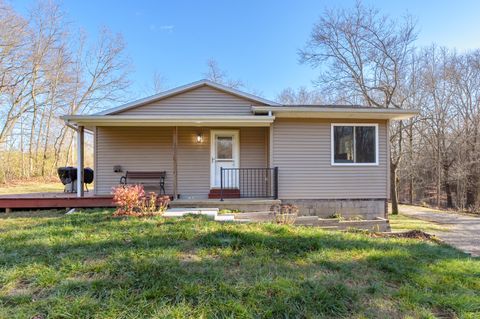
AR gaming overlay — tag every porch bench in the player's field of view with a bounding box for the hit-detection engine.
[120,171,166,195]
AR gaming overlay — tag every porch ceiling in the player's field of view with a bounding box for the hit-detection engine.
[61,115,275,127]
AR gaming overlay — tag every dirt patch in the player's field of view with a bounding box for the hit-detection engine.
[371,230,442,243]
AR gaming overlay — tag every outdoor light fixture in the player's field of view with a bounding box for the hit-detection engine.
[196,133,203,143]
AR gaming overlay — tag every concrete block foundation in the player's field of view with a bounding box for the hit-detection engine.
[280,199,387,219]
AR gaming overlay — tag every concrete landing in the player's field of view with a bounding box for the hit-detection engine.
[170,198,280,213]
[164,208,235,222]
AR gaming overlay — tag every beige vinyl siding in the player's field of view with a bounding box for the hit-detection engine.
[177,127,210,198]
[95,126,267,197]
[114,86,261,116]
[272,118,388,199]
[95,127,174,195]
[240,127,267,168]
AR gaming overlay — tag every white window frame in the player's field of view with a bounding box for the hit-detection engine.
[331,123,379,166]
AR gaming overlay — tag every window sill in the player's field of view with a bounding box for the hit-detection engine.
[331,162,379,167]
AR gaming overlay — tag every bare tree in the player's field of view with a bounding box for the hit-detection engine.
[0,0,131,183]
[203,58,243,89]
[450,51,480,209]
[152,70,166,94]
[0,1,29,148]
[53,27,130,170]
[418,46,459,207]
[276,87,324,104]
[300,1,417,214]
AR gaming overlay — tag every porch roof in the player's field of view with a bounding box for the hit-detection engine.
[61,115,275,127]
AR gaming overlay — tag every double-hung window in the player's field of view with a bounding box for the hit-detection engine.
[331,124,378,165]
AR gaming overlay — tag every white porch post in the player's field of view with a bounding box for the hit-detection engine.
[77,125,84,197]
[173,126,178,199]
[269,123,273,168]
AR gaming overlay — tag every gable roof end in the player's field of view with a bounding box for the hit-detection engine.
[96,79,280,115]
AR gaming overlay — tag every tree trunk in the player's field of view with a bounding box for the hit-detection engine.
[390,162,399,215]
[436,133,441,208]
[40,108,53,176]
[442,160,453,208]
[20,117,25,178]
[466,174,477,208]
[408,121,414,204]
[409,177,414,205]
[28,105,38,177]
[34,106,47,174]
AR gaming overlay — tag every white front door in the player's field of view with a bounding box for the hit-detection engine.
[210,130,240,188]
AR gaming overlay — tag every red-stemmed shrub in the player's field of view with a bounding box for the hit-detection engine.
[112,185,170,217]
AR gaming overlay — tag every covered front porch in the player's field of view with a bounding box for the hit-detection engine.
[71,115,277,201]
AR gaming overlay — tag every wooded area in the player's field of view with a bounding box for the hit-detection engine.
[1,1,480,213]
[295,2,480,213]
[0,1,129,183]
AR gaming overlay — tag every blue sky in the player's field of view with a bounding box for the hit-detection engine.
[11,0,480,100]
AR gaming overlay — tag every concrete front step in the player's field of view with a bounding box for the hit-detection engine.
[164,208,219,219]
[232,211,274,221]
[170,199,280,213]
[164,208,239,223]
[214,214,235,222]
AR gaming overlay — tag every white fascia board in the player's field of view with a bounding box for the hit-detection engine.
[251,106,419,120]
[61,115,275,127]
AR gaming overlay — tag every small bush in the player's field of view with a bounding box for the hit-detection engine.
[112,184,145,215]
[272,203,299,225]
[112,185,170,217]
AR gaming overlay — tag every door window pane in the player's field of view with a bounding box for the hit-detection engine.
[334,126,354,163]
[355,126,376,163]
[216,136,233,159]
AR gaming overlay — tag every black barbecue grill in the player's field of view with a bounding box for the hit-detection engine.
[57,167,94,192]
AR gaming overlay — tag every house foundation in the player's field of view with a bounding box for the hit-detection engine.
[281,199,387,219]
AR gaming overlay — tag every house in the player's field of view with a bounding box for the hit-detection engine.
[62,79,417,218]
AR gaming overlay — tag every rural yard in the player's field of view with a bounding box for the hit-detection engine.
[2,0,480,318]
[0,209,478,318]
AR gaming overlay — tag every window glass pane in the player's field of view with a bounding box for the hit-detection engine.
[216,136,233,159]
[334,126,354,163]
[355,126,376,163]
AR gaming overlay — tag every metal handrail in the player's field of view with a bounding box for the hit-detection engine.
[220,167,278,200]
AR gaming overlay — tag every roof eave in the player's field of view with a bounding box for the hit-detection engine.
[251,106,419,120]
[61,115,275,127]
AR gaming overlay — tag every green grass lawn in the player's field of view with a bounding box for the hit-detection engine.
[0,181,64,195]
[0,210,479,318]
[389,214,451,233]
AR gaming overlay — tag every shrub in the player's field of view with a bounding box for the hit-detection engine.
[112,185,170,217]
[271,203,299,225]
[112,184,145,216]
[140,192,170,216]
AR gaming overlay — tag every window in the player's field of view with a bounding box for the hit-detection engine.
[332,124,378,165]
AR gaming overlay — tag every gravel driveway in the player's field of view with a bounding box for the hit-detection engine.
[399,205,480,257]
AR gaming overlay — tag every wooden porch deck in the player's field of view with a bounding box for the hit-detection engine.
[0,191,115,211]
[0,191,280,212]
